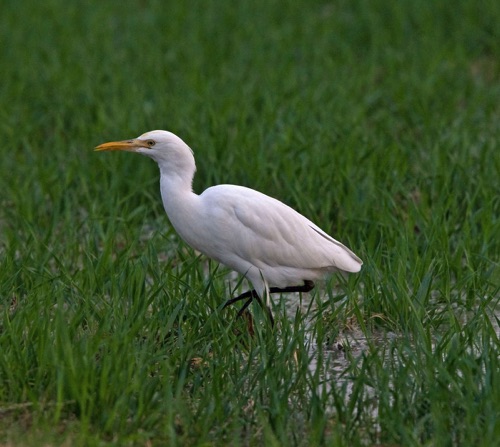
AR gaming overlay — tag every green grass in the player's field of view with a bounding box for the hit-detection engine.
[1,0,499,445]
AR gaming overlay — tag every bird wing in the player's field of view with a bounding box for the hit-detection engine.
[198,185,362,274]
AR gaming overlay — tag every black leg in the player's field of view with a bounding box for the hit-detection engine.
[269,280,315,295]
[223,280,314,329]
[223,290,271,326]
[222,289,259,309]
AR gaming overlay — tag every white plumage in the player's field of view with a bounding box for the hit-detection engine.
[96,130,362,320]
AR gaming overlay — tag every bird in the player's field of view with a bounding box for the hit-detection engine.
[95,130,362,326]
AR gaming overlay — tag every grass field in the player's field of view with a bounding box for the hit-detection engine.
[1,0,499,445]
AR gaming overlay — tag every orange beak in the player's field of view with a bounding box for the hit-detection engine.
[95,139,151,152]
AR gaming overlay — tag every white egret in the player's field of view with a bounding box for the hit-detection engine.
[95,130,362,326]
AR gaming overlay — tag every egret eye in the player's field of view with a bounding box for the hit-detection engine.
[146,139,155,147]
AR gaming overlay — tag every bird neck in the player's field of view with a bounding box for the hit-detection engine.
[159,164,195,192]
[156,151,197,194]
[159,162,198,211]
[159,168,204,248]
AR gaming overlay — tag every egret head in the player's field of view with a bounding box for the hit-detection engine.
[95,130,196,175]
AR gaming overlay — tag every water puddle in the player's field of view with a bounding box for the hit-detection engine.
[282,292,381,414]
